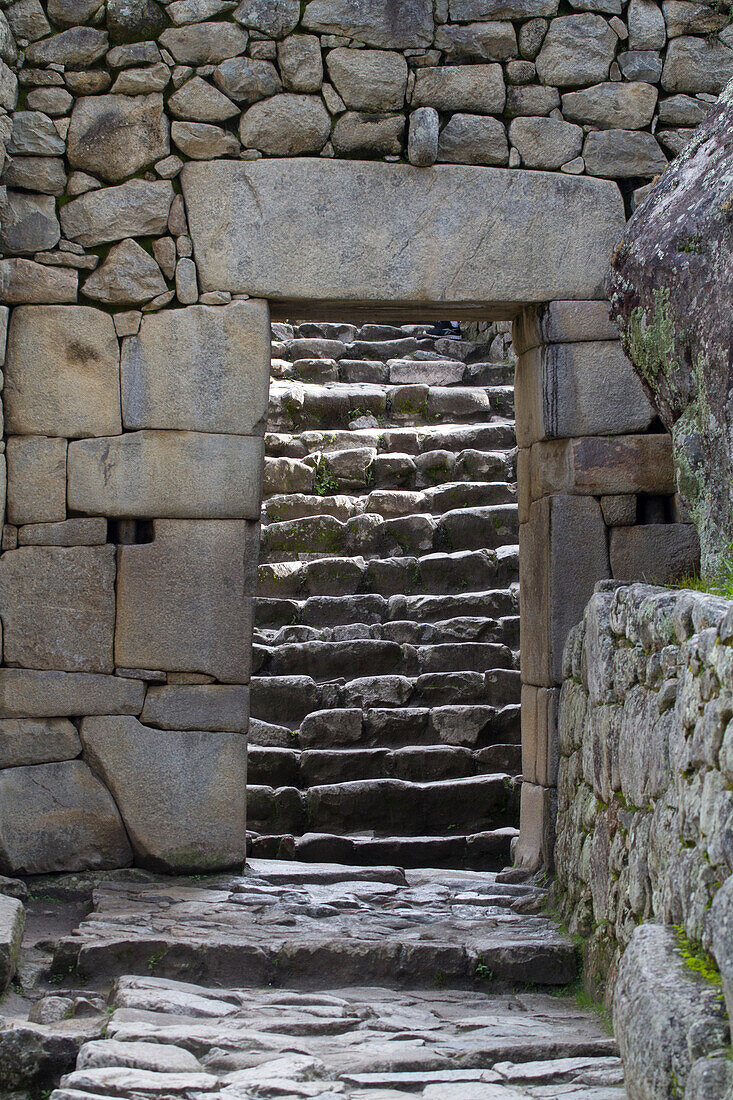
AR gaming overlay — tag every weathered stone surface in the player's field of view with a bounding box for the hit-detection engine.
[515,341,655,446]
[277,34,322,92]
[81,716,246,871]
[583,128,667,177]
[213,56,281,103]
[411,64,505,113]
[115,520,255,682]
[536,14,617,85]
[662,35,733,94]
[509,116,582,169]
[168,75,238,121]
[18,518,107,546]
[438,113,509,165]
[159,22,248,63]
[0,760,132,874]
[239,93,330,154]
[609,523,700,582]
[0,190,59,255]
[5,0,49,43]
[0,546,116,673]
[326,48,407,110]
[140,684,248,730]
[561,81,658,128]
[60,178,173,245]
[106,0,165,43]
[0,894,24,992]
[111,61,170,94]
[182,159,626,306]
[5,305,120,438]
[618,48,663,82]
[0,668,144,718]
[434,21,517,60]
[408,106,439,166]
[7,111,66,156]
[710,877,733,1021]
[82,237,167,305]
[332,111,405,156]
[25,27,108,67]
[628,0,666,48]
[449,0,557,16]
[0,717,81,767]
[6,435,66,524]
[609,80,733,571]
[513,299,620,352]
[233,0,299,37]
[171,120,240,157]
[614,924,728,1100]
[68,431,264,520]
[302,0,434,48]
[67,94,169,182]
[2,155,66,195]
[530,434,675,497]
[121,300,270,434]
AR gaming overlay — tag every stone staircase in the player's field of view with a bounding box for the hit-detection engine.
[248,321,521,870]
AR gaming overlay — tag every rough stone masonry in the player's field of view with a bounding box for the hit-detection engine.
[0,0,721,873]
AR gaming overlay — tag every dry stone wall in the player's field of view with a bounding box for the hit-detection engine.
[554,581,733,1096]
[0,0,724,875]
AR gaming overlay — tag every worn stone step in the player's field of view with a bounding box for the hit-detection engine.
[255,588,518,629]
[255,613,519,647]
[267,381,513,432]
[265,420,517,459]
[248,775,519,837]
[249,696,521,749]
[247,743,522,788]
[250,827,519,871]
[254,639,515,680]
[257,547,519,598]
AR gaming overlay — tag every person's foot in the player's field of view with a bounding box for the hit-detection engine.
[427,321,461,337]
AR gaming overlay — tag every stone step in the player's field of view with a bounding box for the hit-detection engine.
[248,743,522,788]
[255,588,518,629]
[267,381,514,432]
[257,547,519,599]
[274,354,514,387]
[254,613,520,647]
[250,827,519,871]
[265,421,517,459]
[253,639,516,680]
[247,774,520,837]
[249,690,521,743]
[258,504,518,562]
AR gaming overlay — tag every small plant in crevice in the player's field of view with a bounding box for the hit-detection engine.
[313,457,340,497]
[673,925,725,1000]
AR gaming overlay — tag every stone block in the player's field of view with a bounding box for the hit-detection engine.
[408,107,439,167]
[437,113,509,166]
[159,22,248,63]
[0,669,145,718]
[67,94,169,183]
[82,238,167,306]
[520,495,610,685]
[182,159,626,310]
[600,495,638,526]
[331,112,404,157]
[0,760,132,873]
[662,35,733,94]
[509,115,582,169]
[0,258,78,304]
[67,431,264,519]
[6,436,66,525]
[536,13,617,85]
[513,781,557,871]
[514,341,656,446]
[710,876,733,1021]
[0,545,117,673]
[60,179,174,247]
[411,64,505,113]
[521,684,559,786]
[0,191,59,256]
[583,128,668,178]
[0,717,81,768]
[517,447,530,524]
[610,524,700,583]
[513,300,619,354]
[326,48,407,110]
[0,894,24,993]
[81,716,247,872]
[277,35,323,93]
[301,0,434,48]
[528,435,675,498]
[5,306,121,438]
[114,520,255,683]
[561,81,658,130]
[140,684,249,730]
[121,300,270,435]
[239,94,331,155]
[17,518,107,546]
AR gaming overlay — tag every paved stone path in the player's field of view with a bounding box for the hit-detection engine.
[43,861,626,1099]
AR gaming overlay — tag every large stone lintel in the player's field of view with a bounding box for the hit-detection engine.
[528,434,675,499]
[181,159,626,315]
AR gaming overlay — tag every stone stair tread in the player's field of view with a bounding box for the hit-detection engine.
[254,613,519,646]
[264,422,517,458]
[255,589,518,628]
[253,639,515,680]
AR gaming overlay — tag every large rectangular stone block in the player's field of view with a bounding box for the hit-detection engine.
[114,520,256,683]
[181,159,626,314]
[0,717,81,768]
[6,435,66,524]
[4,306,121,438]
[81,716,246,872]
[610,524,700,583]
[67,430,265,519]
[140,683,249,730]
[521,684,559,787]
[513,781,557,872]
[0,669,145,718]
[0,545,116,673]
[520,494,610,686]
[513,300,620,355]
[121,301,271,435]
[515,341,656,446]
[528,434,675,499]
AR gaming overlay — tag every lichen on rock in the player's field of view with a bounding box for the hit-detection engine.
[609,78,733,574]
